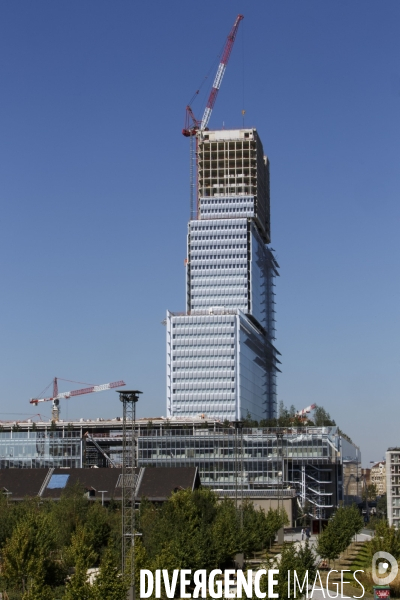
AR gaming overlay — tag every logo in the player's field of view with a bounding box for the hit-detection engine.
[372,551,398,585]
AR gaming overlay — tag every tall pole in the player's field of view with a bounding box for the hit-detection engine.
[234,420,243,528]
[117,390,142,600]
[276,433,283,513]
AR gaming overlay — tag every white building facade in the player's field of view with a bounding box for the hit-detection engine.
[386,448,400,527]
[167,129,281,421]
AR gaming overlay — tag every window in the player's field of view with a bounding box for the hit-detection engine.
[47,474,69,489]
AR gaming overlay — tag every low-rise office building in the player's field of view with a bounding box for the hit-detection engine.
[0,416,360,524]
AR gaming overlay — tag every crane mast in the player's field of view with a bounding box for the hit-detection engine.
[182,14,244,221]
[200,14,244,131]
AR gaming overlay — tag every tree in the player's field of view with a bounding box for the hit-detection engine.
[91,547,127,600]
[64,525,97,600]
[317,525,343,565]
[376,494,387,520]
[368,520,400,560]
[84,501,112,563]
[313,406,336,427]
[139,487,287,574]
[258,540,317,599]
[1,512,58,594]
[212,498,240,566]
[363,483,378,501]
[22,581,54,600]
[317,505,363,566]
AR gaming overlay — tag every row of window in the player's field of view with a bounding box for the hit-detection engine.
[191,255,247,262]
[172,366,235,371]
[173,343,235,349]
[191,297,246,303]
[171,319,236,327]
[171,330,235,337]
[191,236,246,243]
[191,265,246,270]
[172,353,235,360]
[201,207,252,214]
[190,223,247,233]
[173,386,235,393]
[172,332,234,339]
[172,376,235,383]
[201,197,253,204]
[191,243,247,248]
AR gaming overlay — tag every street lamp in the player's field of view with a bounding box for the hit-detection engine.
[98,490,108,507]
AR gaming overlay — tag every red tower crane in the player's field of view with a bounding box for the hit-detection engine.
[182,14,244,137]
[182,14,244,220]
[30,377,126,421]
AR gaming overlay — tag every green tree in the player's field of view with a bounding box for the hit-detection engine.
[84,501,112,562]
[317,505,363,565]
[313,406,336,426]
[139,487,287,573]
[50,482,90,551]
[211,498,240,565]
[316,525,342,565]
[22,581,54,600]
[91,547,127,600]
[259,540,317,599]
[1,512,57,594]
[64,524,97,600]
[368,520,400,560]
[376,494,387,520]
[363,483,378,501]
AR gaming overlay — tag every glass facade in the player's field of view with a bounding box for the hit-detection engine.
[0,428,82,468]
[0,419,361,521]
[134,423,360,520]
[167,129,280,421]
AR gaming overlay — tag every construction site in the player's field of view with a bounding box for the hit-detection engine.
[0,413,361,528]
[0,13,363,531]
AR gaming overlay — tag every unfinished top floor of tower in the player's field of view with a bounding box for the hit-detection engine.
[197,128,271,244]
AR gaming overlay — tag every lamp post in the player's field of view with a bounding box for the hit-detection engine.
[276,433,283,512]
[117,389,142,600]
[98,490,108,507]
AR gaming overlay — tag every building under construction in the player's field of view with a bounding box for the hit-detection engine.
[0,416,361,524]
[167,128,281,422]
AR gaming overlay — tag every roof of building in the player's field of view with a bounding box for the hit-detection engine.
[371,461,386,470]
[0,468,45,497]
[138,467,200,501]
[0,466,200,502]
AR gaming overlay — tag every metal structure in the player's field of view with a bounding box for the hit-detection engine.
[182,14,244,220]
[30,377,126,421]
[296,403,317,417]
[182,14,244,137]
[233,420,244,527]
[117,390,142,600]
[0,417,362,523]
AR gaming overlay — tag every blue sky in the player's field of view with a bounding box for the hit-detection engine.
[0,1,399,465]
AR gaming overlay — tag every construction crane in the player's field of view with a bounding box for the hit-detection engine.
[30,377,126,422]
[296,404,317,418]
[182,14,244,219]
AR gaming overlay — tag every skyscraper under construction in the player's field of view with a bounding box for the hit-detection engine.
[167,128,281,422]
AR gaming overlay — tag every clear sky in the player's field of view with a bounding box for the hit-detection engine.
[0,1,399,465]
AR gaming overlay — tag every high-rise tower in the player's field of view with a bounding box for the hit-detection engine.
[167,128,281,421]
